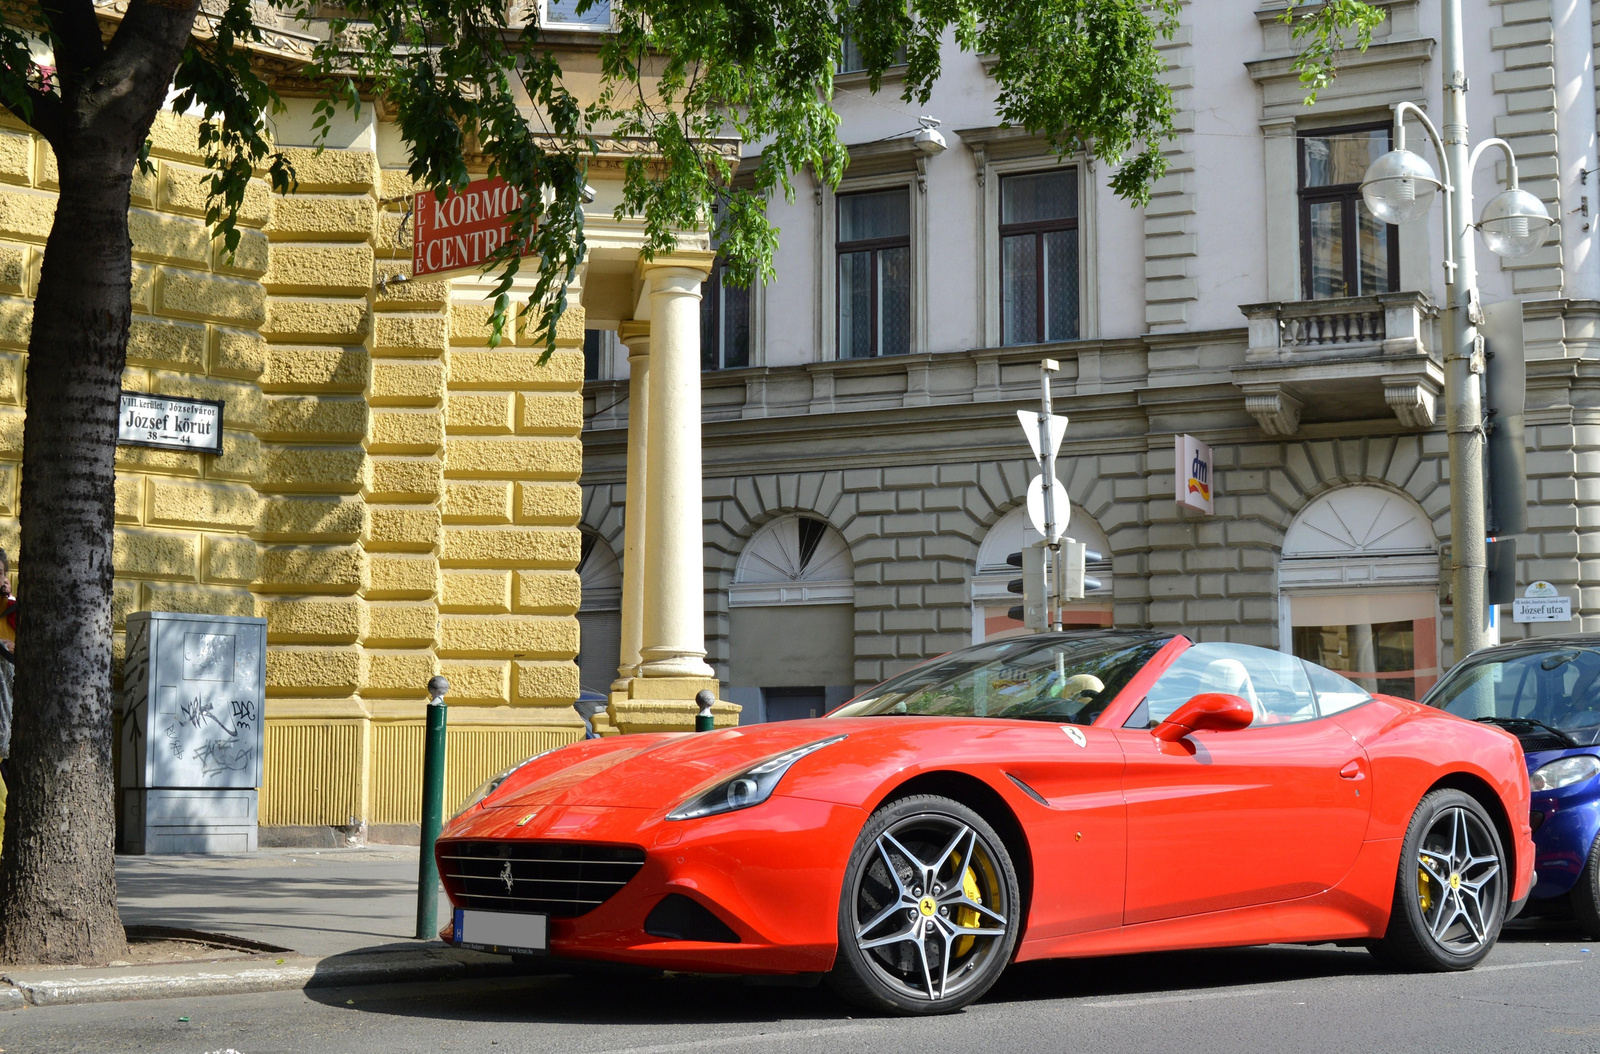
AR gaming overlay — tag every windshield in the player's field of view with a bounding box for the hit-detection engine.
[1425,646,1600,747]
[830,633,1171,725]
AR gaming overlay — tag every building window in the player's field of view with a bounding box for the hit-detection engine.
[1298,126,1398,300]
[1000,169,1079,345]
[544,0,611,28]
[582,328,602,381]
[839,24,906,74]
[701,260,750,371]
[837,187,910,359]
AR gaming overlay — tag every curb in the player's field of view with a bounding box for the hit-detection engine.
[0,946,528,1009]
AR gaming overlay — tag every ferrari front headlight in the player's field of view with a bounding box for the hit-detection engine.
[1530,754,1600,792]
[667,735,847,821]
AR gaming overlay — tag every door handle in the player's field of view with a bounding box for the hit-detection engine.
[1339,759,1365,780]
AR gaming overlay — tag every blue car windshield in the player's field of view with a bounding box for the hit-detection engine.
[829,633,1170,726]
[1425,646,1600,747]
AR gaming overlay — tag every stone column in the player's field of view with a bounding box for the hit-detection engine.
[612,320,651,691]
[638,256,716,682]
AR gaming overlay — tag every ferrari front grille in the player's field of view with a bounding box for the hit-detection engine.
[439,841,646,918]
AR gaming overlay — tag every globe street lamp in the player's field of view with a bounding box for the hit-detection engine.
[1357,4,1555,659]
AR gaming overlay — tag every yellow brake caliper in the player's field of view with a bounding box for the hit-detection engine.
[953,863,983,957]
[1418,866,1434,913]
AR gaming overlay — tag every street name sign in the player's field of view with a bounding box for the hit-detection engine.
[412,176,535,278]
[1513,580,1573,623]
[118,392,224,455]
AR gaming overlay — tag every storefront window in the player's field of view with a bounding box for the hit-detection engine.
[1288,592,1439,700]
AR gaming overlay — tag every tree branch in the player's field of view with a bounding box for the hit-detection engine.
[39,0,106,78]
[3,83,66,143]
[89,0,203,143]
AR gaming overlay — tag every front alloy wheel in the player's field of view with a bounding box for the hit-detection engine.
[1371,788,1507,970]
[828,795,1020,1014]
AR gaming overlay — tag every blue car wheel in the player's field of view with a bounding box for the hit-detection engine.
[1575,835,1600,938]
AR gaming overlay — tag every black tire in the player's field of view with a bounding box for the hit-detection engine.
[827,794,1021,1015]
[1570,834,1600,940]
[1369,789,1508,971]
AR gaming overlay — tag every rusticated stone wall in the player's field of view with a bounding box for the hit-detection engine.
[0,108,586,841]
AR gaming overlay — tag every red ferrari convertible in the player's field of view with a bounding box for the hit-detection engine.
[437,631,1534,1014]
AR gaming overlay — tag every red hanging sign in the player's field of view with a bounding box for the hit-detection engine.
[411,176,536,278]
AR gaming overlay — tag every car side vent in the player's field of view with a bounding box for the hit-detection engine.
[644,894,741,943]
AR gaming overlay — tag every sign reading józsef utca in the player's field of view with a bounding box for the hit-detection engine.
[412,177,535,278]
[118,392,224,455]
[1513,580,1573,623]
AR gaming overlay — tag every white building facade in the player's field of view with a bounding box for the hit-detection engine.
[581,0,1600,721]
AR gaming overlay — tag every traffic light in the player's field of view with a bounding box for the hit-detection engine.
[1005,543,1049,631]
[1058,538,1104,601]
[1486,537,1517,607]
[1483,300,1527,536]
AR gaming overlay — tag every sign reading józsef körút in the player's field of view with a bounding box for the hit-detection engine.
[412,177,536,278]
[117,392,224,455]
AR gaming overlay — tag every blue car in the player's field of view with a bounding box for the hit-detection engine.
[1422,635,1600,936]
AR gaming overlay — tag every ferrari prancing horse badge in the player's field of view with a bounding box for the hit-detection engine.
[1063,727,1087,748]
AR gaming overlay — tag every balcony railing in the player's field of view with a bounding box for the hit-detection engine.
[1240,291,1437,363]
[1233,291,1443,435]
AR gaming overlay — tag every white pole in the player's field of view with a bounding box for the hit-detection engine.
[1039,359,1060,631]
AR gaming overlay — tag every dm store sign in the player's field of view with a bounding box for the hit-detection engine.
[1175,434,1214,515]
[118,392,224,455]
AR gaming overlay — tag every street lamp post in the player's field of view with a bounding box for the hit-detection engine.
[1359,0,1554,660]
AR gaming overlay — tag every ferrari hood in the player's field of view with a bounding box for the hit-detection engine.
[485,719,861,811]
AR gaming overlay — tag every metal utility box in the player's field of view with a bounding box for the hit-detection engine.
[118,612,266,854]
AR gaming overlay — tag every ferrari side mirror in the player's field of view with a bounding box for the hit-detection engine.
[1152,693,1255,742]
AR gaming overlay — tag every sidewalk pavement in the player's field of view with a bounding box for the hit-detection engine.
[117,847,448,958]
[1,847,532,1010]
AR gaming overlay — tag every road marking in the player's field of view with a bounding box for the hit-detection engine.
[1083,987,1274,1009]
[1478,958,1587,972]
[588,1023,881,1054]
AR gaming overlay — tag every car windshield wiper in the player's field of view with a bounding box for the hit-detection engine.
[1474,715,1580,748]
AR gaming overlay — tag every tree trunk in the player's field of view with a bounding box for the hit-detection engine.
[0,0,201,965]
[0,142,139,965]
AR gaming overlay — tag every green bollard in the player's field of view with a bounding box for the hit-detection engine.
[416,675,450,940]
[695,689,715,733]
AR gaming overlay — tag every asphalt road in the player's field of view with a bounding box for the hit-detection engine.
[3,920,1595,1054]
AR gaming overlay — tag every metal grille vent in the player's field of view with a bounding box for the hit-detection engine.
[1517,732,1572,753]
[440,841,645,918]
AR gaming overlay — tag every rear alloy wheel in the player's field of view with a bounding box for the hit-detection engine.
[1370,789,1507,971]
[828,795,1020,1015]
[1571,835,1600,939]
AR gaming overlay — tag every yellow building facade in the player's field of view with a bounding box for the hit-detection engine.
[0,98,669,841]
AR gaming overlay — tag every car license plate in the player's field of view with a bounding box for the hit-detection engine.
[453,908,548,955]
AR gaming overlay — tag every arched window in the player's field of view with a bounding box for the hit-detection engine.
[727,516,855,722]
[575,532,622,694]
[731,515,854,605]
[1280,485,1440,698]
[971,504,1112,643]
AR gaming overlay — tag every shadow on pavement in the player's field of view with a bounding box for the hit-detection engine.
[299,942,1385,1024]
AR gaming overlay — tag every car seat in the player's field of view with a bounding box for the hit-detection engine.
[1199,658,1261,721]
